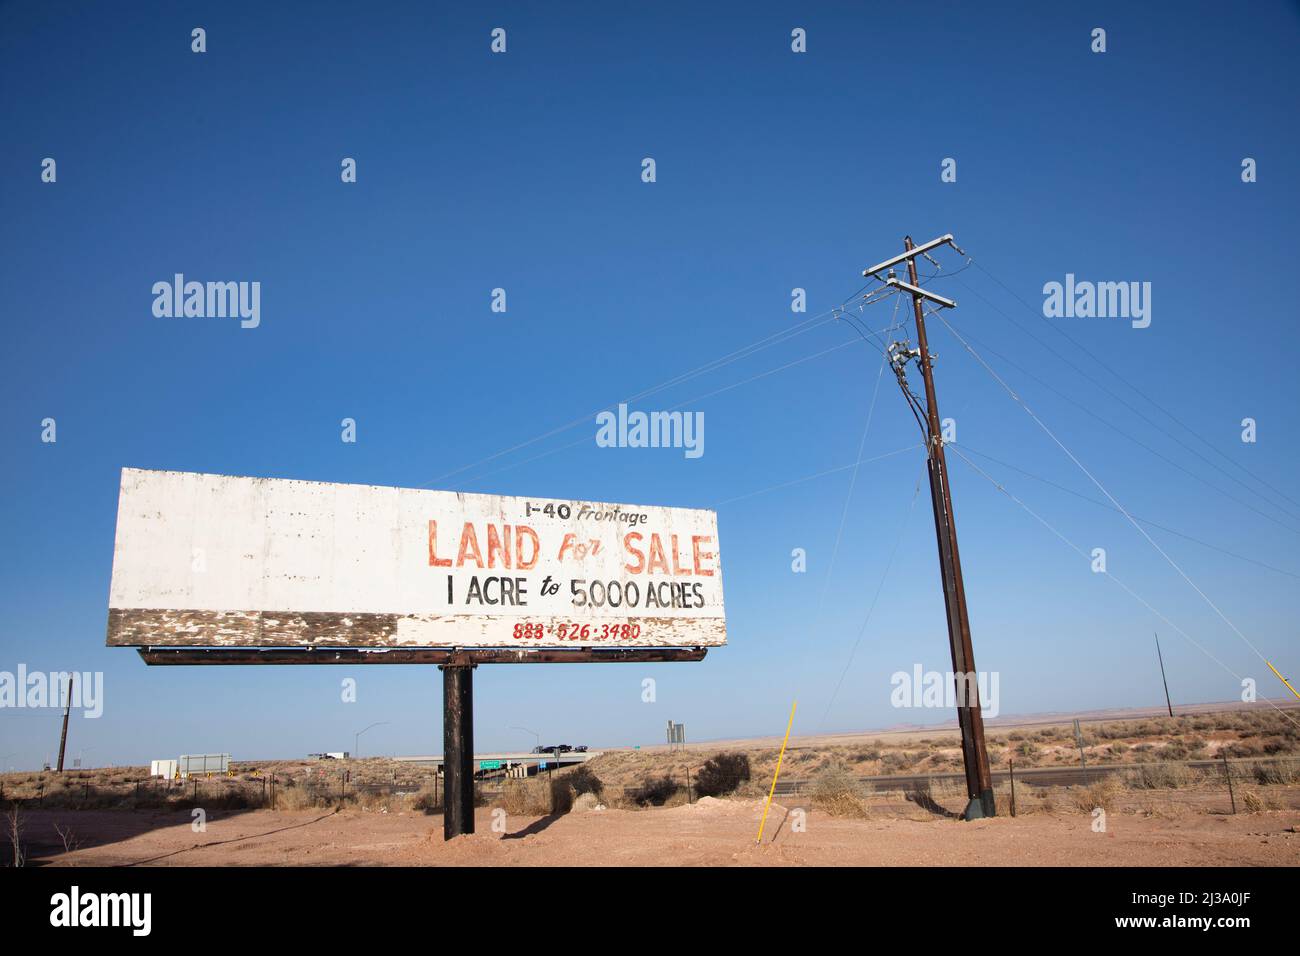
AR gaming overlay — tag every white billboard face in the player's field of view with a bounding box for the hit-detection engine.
[106,469,726,649]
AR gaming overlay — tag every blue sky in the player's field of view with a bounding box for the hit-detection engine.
[2,1,1297,768]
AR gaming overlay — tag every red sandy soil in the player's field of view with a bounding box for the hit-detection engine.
[21,798,1300,867]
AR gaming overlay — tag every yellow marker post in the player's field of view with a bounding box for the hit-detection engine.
[756,700,797,845]
[1265,660,1300,701]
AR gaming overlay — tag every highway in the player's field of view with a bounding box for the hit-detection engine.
[394,751,602,770]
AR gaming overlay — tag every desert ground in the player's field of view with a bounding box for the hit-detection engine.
[11,798,1300,867]
[5,700,1300,866]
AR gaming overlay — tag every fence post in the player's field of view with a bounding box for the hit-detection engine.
[686,766,693,803]
[1009,758,1017,818]
[1221,752,1236,814]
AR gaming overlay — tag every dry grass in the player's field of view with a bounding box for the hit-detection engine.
[1240,789,1264,813]
[811,761,871,818]
[1071,777,1123,812]
[3,704,1296,823]
[1125,762,1199,790]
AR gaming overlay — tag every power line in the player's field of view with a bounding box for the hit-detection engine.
[958,259,1300,522]
[816,349,890,616]
[934,307,1283,677]
[461,330,902,486]
[818,465,925,731]
[948,445,1300,735]
[957,444,1300,580]
[715,444,922,506]
[933,310,1300,537]
[424,284,890,487]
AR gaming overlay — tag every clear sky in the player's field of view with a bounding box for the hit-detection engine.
[2,1,1297,769]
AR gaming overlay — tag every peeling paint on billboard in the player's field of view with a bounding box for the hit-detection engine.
[106,469,726,648]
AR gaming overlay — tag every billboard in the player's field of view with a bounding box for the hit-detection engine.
[106,469,726,649]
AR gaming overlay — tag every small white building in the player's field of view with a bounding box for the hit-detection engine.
[150,759,177,779]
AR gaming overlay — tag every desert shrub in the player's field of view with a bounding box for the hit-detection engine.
[275,786,321,811]
[548,778,574,814]
[694,752,750,798]
[1016,741,1036,758]
[1108,742,1129,756]
[1159,741,1189,761]
[880,751,921,773]
[500,779,553,815]
[411,781,442,814]
[630,775,680,807]
[1224,739,1264,758]
[1071,778,1121,812]
[1240,789,1264,813]
[207,788,256,810]
[1127,763,1195,789]
[562,765,603,798]
[811,761,869,818]
[1248,758,1300,785]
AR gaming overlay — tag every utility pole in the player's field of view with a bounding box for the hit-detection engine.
[867,234,995,819]
[56,672,73,773]
[1154,632,1174,718]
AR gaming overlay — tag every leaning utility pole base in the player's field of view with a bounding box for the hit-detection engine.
[963,790,997,821]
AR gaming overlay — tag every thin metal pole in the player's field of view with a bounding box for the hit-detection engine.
[56,673,73,773]
[1008,758,1017,817]
[441,663,476,839]
[904,236,995,819]
[1154,632,1174,718]
[1222,752,1236,814]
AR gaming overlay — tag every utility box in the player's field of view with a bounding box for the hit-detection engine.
[150,759,177,779]
[178,753,230,777]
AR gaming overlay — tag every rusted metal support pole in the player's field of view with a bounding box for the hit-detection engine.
[441,663,476,840]
[905,236,996,819]
[55,673,73,773]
